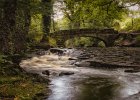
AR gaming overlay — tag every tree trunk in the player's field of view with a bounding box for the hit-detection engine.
[0,0,17,54]
[13,0,31,54]
[42,0,52,35]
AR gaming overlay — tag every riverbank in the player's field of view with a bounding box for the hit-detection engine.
[0,62,49,99]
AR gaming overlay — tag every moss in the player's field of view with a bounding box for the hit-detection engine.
[0,75,48,100]
[48,36,57,47]
[98,41,105,47]
[0,63,49,100]
[136,36,140,41]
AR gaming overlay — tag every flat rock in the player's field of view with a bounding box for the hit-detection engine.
[124,69,140,73]
[68,57,78,60]
[61,65,76,68]
[59,71,74,76]
[75,61,90,67]
[49,48,64,54]
[77,56,90,60]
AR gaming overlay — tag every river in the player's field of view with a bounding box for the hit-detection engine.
[20,48,140,100]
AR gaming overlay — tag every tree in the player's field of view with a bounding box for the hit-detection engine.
[54,0,127,29]
[42,0,52,35]
[13,0,31,53]
[0,0,17,54]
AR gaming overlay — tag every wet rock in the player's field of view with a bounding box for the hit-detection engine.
[124,69,140,73]
[59,71,74,76]
[122,92,140,100]
[77,53,91,60]
[61,65,76,68]
[81,47,140,68]
[49,48,64,55]
[36,50,47,55]
[77,56,90,60]
[50,71,59,76]
[68,57,78,60]
[88,60,140,68]
[42,70,50,76]
[75,61,90,67]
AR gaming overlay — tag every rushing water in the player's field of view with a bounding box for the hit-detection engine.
[20,48,140,100]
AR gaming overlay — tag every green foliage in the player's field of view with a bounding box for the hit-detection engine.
[65,36,108,47]
[0,54,6,64]
[123,17,140,31]
[48,37,57,47]
[0,54,11,64]
[65,37,93,47]
[56,0,128,29]
[55,17,71,30]
[98,41,106,47]
[28,15,44,42]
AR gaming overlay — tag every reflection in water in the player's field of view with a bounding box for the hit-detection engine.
[48,75,120,100]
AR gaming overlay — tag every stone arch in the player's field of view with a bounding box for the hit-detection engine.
[63,35,108,47]
[90,36,107,47]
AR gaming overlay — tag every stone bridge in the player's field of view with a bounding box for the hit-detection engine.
[49,28,140,47]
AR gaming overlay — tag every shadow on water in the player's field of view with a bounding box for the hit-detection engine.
[48,75,120,100]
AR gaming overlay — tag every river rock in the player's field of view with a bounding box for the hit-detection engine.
[77,53,91,60]
[122,92,140,100]
[42,70,50,75]
[77,56,90,60]
[75,61,90,67]
[68,57,78,60]
[59,71,74,76]
[49,48,64,55]
[36,50,47,55]
[124,69,140,73]
[61,65,76,68]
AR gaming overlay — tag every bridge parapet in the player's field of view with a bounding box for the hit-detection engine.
[50,28,118,37]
